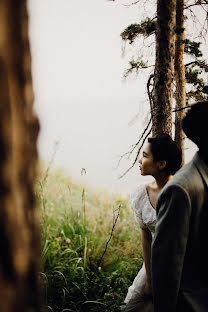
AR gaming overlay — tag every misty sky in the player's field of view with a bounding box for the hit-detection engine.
[28,0,197,195]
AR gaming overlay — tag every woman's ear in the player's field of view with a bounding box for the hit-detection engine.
[158,160,166,171]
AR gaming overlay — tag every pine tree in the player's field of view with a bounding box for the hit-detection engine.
[152,0,176,137]
[120,0,208,161]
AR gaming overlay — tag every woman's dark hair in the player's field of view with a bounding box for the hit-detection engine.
[182,101,208,149]
[148,134,182,175]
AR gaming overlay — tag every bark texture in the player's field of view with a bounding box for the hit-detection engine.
[175,0,185,164]
[152,0,177,136]
[0,1,42,311]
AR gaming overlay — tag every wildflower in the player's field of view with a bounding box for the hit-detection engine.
[56,237,61,242]
[98,266,101,271]
[88,248,92,253]
[109,294,115,298]
[77,219,81,224]
[66,238,71,244]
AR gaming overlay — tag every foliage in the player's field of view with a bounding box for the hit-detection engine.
[121,14,208,104]
[36,165,143,312]
[123,58,149,78]
[184,39,203,58]
[121,18,156,44]
[184,40,208,102]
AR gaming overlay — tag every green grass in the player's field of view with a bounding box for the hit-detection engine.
[36,164,143,312]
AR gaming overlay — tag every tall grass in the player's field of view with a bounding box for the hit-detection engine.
[36,164,143,312]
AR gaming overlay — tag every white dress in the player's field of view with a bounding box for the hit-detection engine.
[122,184,156,312]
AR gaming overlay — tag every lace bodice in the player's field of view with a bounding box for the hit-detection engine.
[129,184,156,233]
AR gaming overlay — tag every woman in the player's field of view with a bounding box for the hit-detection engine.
[122,134,182,312]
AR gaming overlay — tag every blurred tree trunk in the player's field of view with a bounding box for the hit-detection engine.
[175,0,185,164]
[152,0,176,136]
[0,1,42,311]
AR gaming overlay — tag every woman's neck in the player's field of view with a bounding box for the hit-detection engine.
[154,174,172,190]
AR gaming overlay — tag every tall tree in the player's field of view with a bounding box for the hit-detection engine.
[0,1,42,311]
[152,0,176,136]
[119,0,208,169]
[175,0,186,163]
[108,0,208,176]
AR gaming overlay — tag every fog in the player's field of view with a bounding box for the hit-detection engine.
[28,0,197,195]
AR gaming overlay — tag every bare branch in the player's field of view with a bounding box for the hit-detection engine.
[185,3,208,40]
[97,205,121,269]
[185,60,208,71]
[118,102,192,178]
[122,0,150,7]
[172,104,193,112]
[185,2,208,10]
[147,74,154,111]
[123,0,140,7]
[119,126,152,179]
[117,116,152,169]
[106,0,141,4]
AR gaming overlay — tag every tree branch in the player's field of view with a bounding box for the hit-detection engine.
[185,60,208,71]
[119,125,152,179]
[122,0,144,7]
[97,205,121,269]
[147,74,154,111]
[185,2,208,10]
[173,104,193,112]
[117,116,152,169]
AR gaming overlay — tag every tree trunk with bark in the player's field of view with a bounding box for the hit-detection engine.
[0,1,42,311]
[152,0,177,136]
[175,0,186,164]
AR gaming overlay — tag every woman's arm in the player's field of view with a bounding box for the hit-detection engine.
[141,227,152,295]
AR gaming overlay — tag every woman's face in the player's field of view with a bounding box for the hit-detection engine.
[139,142,159,176]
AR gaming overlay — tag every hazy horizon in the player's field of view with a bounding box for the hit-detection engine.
[28,0,198,195]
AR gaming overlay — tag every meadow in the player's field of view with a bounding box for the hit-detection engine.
[37,164,143,312]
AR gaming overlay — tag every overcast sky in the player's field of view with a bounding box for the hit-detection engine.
[28,0,197,195]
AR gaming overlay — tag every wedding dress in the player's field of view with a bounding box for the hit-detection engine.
[121,184,156,312]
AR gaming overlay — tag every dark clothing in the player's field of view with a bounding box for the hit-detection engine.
[152,152,208,312]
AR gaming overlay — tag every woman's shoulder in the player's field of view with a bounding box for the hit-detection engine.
[129,184,147,212]
[129,184,155,229]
